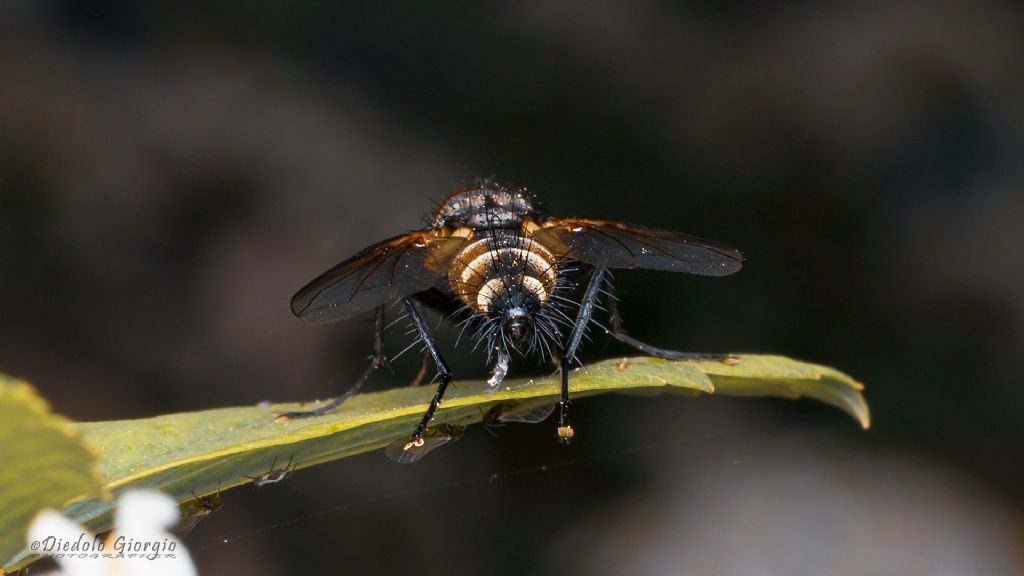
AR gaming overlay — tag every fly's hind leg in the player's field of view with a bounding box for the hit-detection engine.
[605,281,737,364]
[397,297,454,452]
[275,305,386,420]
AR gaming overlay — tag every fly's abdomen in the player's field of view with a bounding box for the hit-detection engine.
[448,232,558,315]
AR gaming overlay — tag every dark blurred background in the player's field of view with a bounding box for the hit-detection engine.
[2,1,1023,574]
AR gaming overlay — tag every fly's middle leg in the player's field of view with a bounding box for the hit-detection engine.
[275,306,387,420]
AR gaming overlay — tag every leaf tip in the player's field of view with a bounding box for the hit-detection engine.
[855,401,871,430]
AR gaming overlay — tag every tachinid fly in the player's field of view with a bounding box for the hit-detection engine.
[280,181,743,461]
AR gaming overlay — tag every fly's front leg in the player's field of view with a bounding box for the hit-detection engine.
[275,306,386,420]
[557,266,607,443]
[400,297,454,451]
[606,282,736,363]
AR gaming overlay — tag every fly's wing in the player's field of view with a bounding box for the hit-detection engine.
[530,218,743,276]
[291,231,467,324]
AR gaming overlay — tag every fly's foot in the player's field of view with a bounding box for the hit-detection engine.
[273,407,327,422]
[721,355,740,365]
[404,435,426,451]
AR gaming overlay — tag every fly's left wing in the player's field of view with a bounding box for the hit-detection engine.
[291,231,467,324]
[529,218,743,276]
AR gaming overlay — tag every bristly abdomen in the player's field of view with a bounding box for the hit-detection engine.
[448,230,558,315]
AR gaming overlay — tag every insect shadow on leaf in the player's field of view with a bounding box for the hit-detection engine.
[243,455,296,488]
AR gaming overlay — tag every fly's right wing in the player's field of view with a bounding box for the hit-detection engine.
[530,218,743,276]
[291,231,467,324]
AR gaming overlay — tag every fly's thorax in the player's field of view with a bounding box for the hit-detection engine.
[432,184,536,228]
[448,232,558,315]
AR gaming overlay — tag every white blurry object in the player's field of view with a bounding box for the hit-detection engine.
[27,490,197,576]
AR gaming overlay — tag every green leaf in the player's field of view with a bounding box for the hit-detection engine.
[3,354,868,571]
[0,376,103,568]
